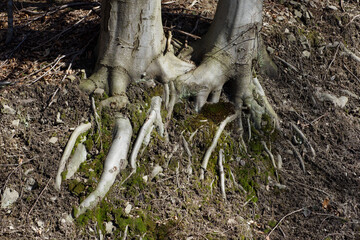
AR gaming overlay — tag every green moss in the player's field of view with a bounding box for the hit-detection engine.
[268,219,277,228]
[200,102,235,124]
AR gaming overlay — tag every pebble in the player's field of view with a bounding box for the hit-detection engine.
[49,137,58,144]
[2,104,16,115]
[11,119,20,127]
[1,187,19,209]
[302,50,311,58]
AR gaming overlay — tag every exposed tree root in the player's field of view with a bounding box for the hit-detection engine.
[55,122,91,191]
[291,123,316,158]
[218,149,226,200]
[129,96,164,171]
[261,141,279,181]
[200,113,238,180]
[287,140,306,173]
[75,115,132,217]
[65,143,87,180]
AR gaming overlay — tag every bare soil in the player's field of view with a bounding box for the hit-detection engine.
[0,0,359,239]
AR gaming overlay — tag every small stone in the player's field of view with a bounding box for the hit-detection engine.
[124,203,132,214]
[294,9,302,18]
[56,112,64,124]
[327,5,338,11]
[94,88,105,96]
[36,220,44,228]
[284,28,290,34]
[67,75,76,82]
[11,119,20,128]
[142,175,149,183]
[105,221,115,234]
[49,137,58,144]
[227,218,238,225]
[25,178,37,191]
[1,187,19,209]
[288,33,296,43]
[276,16,284,21]
[2,104,16,115]
[267,46,275,55]
[151,165,163,179]
[302,50,311,58]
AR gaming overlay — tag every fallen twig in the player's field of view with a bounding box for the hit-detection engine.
[27,177,52,217]
[343,64,360,84]
[29,55,66,84]
[200,113,237,180]
[163,26,201,39]
[274,56,299,72]
[267,208,305,238]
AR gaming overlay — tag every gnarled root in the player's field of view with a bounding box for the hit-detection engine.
[55,122,91,191]
[75,114,132,217]
[200,113,238,180]
[129,96,164,171]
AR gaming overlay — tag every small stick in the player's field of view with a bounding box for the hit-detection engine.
[200,113,238,180]
[27,177,52,217]
[291,123,316,157]
[327,44,340,71]
[163,26,201,39]
[261,141,279,181]
[166,31,173,53]
[343,64,360,83]
[218,149,226,200]
[274,56,299,72]
[242,196,255,207]
[267,208,304,238]
[122,225,128,240]
[29,55,66,84]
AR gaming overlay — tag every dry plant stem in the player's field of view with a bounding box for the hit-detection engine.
[28,177,52,217]
[55,122,91,190]
[274,56,299,72]
[218,149,226,200]
[200,113,238,180]
[267,208,305,238]
[130,96,163,170]
[76,116,132,217]
[291,123,316,157]
[287,140,306,173]
[30,55,66,84]
[261,141,279,181]
[6,0,14,44]
[122,225,129,240]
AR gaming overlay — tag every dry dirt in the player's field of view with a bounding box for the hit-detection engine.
[0,0,359,239]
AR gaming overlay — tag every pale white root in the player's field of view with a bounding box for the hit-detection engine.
[55,122,91,191]
[218,149,226,200]
[290,123,316,157]
[129,96,164,170]
[261,141,279,181]
[287,140,306,173]
[65,143,87,180]
[75,115,132,217]
[200,113,238,180]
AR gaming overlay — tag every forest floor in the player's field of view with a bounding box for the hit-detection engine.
[0,0,359,239]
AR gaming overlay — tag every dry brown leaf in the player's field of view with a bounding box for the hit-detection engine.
[322,198,330,210]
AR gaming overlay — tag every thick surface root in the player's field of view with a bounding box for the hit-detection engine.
[75,114,132,217]
[55,122,91,191]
